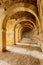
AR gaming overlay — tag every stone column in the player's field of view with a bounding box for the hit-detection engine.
[2,29,6,52]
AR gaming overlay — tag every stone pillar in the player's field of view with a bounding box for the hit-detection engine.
[2,30,6,52]
[19,27,23,42]
[14,29,16,45]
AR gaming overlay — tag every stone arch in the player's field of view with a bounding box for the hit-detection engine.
[2,3,40,29]
[14,23,22,44]
[2,4,40,51]
[14,21,34,44]
[13,18,38,44]
[2,18,39,51]
[14,18,37,33]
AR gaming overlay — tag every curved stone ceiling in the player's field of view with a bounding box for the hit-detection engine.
[20,21,34,28]
[2,4,39,30]
[10,11,36,20]
[10,11,36,25]
[0,0,37,10]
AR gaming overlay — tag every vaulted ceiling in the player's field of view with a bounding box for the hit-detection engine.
[0,0,37,10]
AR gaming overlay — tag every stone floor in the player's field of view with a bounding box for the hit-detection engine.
[0,38,43,65]
[0,52,40,65]
[0,44,43,65]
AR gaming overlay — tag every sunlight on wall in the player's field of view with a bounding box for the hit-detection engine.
[6,20,14,45]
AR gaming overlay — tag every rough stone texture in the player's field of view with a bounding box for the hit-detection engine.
[0,0,43,65]
[0,45,42,65]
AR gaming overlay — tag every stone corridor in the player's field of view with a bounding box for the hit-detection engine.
[0,0,43,65]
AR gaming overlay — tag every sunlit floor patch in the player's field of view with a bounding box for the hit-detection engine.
[16,42,40,47]
[7,46,43,60]
[0,60,11,65]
